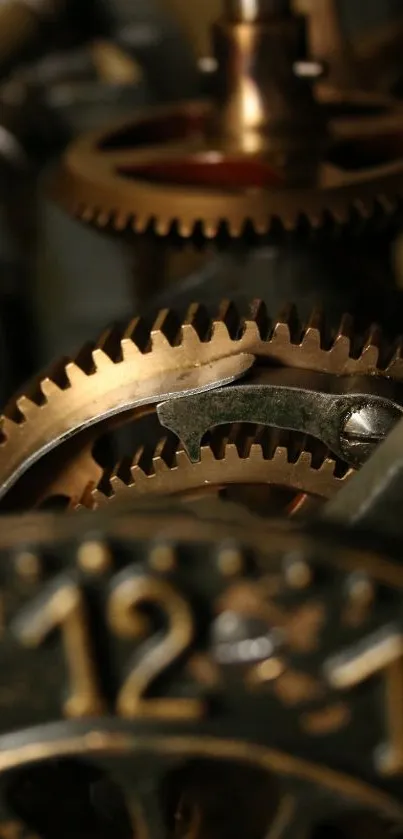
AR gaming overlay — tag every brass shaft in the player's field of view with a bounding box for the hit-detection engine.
[210,0,328,172]
[224,0,291,22]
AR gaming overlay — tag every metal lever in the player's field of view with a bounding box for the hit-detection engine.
[157,368,403,468]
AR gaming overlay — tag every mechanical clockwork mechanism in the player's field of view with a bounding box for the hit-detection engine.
[0,2,403,838]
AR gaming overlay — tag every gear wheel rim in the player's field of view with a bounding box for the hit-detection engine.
[73,430,354,518]
[52,99,403,238]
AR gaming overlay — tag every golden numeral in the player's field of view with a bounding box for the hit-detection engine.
[108,575,203,719]
[327,630,403,774]
[14,581,105,718]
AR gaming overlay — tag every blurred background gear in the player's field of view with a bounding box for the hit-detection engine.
[1,0,403,387]
[50,0,403,354]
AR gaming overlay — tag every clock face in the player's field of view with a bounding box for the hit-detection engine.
[0,516,402,839]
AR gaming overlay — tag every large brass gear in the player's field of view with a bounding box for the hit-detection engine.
[76,428,355,517]
[0,299,401,513]
[52,0,403,240]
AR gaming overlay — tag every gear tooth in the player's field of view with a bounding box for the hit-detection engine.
[180,322,204,352]
[319,457,337,476]
[65,362,88,386]
[16,395,37,419]
[302,307,324,349]
[88,489,106,509]
[271,307,293,343]
[151,309,181,348]
[298,450,313,468]
[152,436,177,472]
[40,377,61,399]
[81,205,96,223]
[92,348,113,369]
[177,219,193,238]
[129,464,150,487]
[176,448,191,468]
[357,325,381,369]
[96,210,111,227]
[182,303,211,342]
[249,441,263,460]
[200,443,217,463]
[134,215,150,235]
[114,211,129,231]
[96,326,123,362]
[214,300,242,340]
[210,318,231,343]
[331,314,353,360]
[155,217,171,236]
[110,474,129,493]
[357,323,382,370]
[153,455,171,474]
[273,446,289,464]
[120,336,143,361]
[129,445,154,481]
[0,415,17,441]
[150,330,171,352]
[203,220,219,239]
[122,316,151,355]
[226,440,241,461]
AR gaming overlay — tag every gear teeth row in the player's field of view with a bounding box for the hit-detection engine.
[0,298,401,503]
[66,193,403,240]
[5,299,403,429]
[81,428,354,510]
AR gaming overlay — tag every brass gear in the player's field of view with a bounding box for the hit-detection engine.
[52,0,403,238]
[76,428,355,517]
[1,300,403,510]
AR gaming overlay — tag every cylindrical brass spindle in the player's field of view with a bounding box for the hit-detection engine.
[224,0,291,21]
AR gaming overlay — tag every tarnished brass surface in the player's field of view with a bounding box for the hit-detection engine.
[0,301,402,511]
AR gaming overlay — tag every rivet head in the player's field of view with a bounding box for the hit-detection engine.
[77,541,112,574]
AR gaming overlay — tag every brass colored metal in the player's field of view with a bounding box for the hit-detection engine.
[53,0,403,237]
[1,301,403,510]
[53,0,403,239]
[77,429,354,517]
[208,0,327,170]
